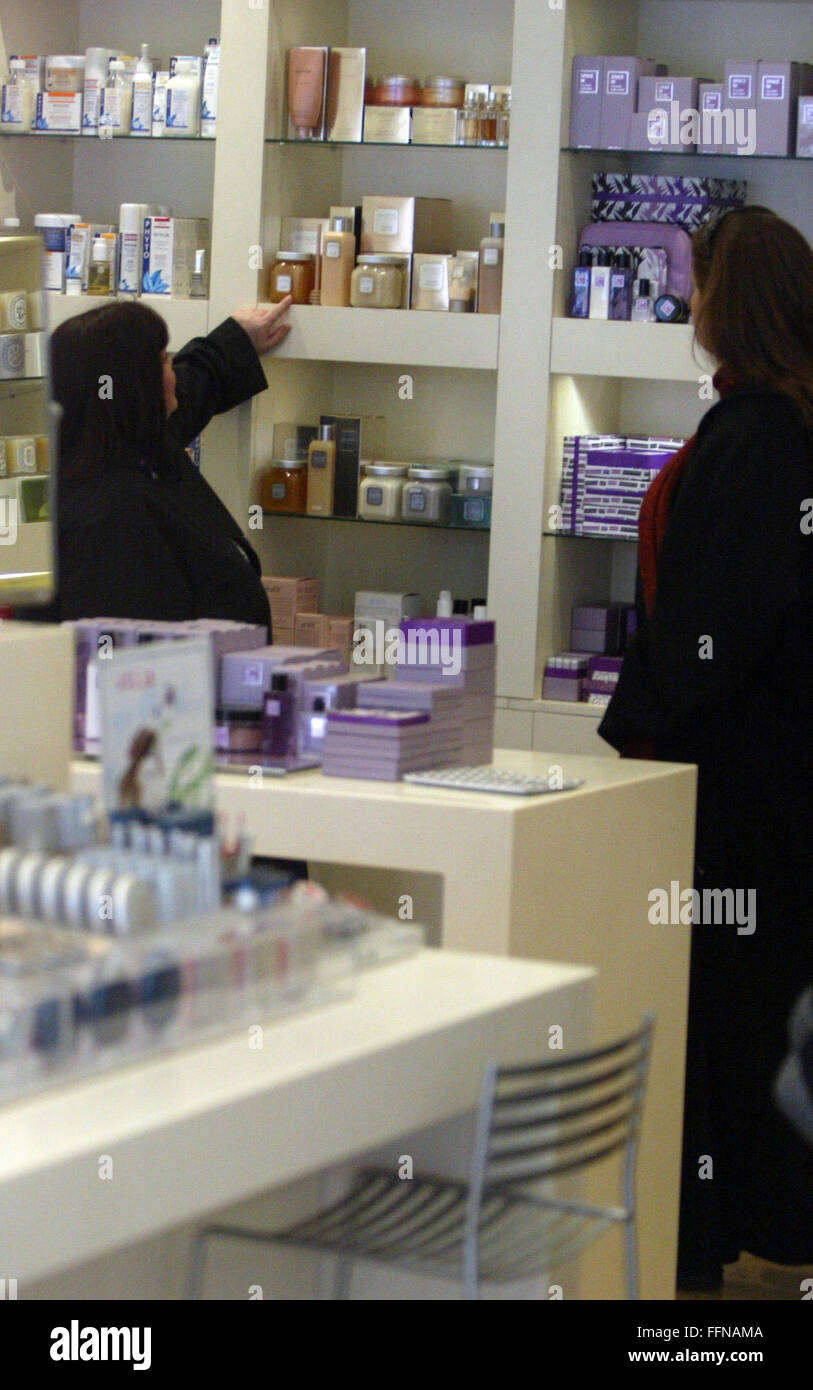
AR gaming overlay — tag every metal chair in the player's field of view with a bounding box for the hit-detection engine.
[186,1014,654,1300]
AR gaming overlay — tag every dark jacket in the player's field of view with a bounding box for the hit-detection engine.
[24,317,270,632]
[601,385,813,1267]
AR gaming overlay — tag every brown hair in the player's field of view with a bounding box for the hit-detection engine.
[50,300,170,479]
[691,206,813,428]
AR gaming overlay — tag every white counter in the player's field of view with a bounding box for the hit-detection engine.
[0,950,593,1292]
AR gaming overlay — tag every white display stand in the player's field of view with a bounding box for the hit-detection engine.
[0,624,72,789]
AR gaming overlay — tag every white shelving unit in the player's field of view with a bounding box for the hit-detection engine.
[44,291,209,352]
[3,0,811,753]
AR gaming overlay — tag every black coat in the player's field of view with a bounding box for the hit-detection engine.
[26,317,270,633]
[600,385,813,1268]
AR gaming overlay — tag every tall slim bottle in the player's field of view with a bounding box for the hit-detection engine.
[307,423,336,515]
[477,214,505,314]
[320,216,356,306]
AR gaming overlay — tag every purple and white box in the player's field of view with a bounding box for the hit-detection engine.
[756,61,813,156]
[724,60,759,154]
[570,55,605,148]
[697,83,731,154]
[591,172,746,232]
[600,58,662,150]
[798,94,813,157]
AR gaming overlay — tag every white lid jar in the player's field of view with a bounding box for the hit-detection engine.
[458,463,494,495]
[350,255,404,309]
[401,465,452,525]
[358,462,408,520]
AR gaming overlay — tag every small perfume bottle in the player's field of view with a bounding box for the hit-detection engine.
[609,249,633,321]
[570,249,593,318]
[261,673,298,760]
[588,249,610,320]
[301,697,328,756]
[630,276,657,322]
[190,249,207,297]
[496,92,511,147]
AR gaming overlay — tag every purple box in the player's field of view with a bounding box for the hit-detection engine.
[757,61,813,156]
[600,57,662,150]
[797,94,813,157]
[542,675,583,702]
[570,55,604,148]
[638,75,699,115]
[628,109,692,155]
[724,60,759,154]
[591,172,746,232]
[698,83,731,154]
[399,616,495,646]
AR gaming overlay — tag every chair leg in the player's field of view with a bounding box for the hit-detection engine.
[624,1217,639,1300]
[185,1229,211,1301]
[332,1253,354,1300]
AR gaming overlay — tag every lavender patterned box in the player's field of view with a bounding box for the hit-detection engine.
[591,172,746,231]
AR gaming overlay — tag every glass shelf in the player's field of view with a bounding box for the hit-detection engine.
[268,137,508,152]
[561,146,810,164]
[544,530,637,544]
[0,132,213,143]
[263,509,490,534]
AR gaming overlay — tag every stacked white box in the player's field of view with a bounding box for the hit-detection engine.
[393,618,497,765]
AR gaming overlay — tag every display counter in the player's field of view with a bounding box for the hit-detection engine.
[71,748,697,1297]
[0,949,593,1295]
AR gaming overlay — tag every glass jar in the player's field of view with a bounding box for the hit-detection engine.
[358,463,408,520]
[457,463,494,495]
[421,76,465,108]
[269,251,315,305]
[215,709,263,755]
[401,465,452,525]
[371,74,422,107]
[260,458,308,513]
[350,255,404,309]
[457,92,483,146]
[45,54,86,93]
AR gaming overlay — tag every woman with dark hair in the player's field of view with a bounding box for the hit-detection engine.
[28,298,291,631]
[600,207,813,1289]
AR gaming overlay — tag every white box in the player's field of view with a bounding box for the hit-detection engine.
[142,217,211,297]
[35,91,82,134]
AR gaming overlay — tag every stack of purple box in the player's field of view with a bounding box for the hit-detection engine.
[321,708,458,781]
[394,617,496,765]
[357,680,464,757]
[561,434,684,539]
[582,656,624,707]
[591,173,746,231]
[541,654,590,703]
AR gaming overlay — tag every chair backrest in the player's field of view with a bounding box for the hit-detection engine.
[469,1015,654,1198]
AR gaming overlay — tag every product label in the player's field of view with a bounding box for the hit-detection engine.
[35,91,82,133]
[275,273,293,293]
[131,80,153,133]
[310,451,327,468]
[118,232,140,294]
[3,293,27,330]
[373,208,400,235]
[153,80,168,128]
[761,75,785,101]
[265,698,282,717]
[358,274,374,295]
[606,71,630,97]
[409,492,426,512]
[463,498,485,522]
[243,663,264,687]
[166,87,192,131]
[365,486,383,506]
[578,69,599,96]
[803,102,813,125]
[270,482,286,500]
[1,85,22,126]
[655,80,674,102]
[483,248,499,266]
[325,241,341,259]
[418,262,445,290]
[291,230,319,254]
[99,88,122,131]
[703,91,723,111]
[728,75,752,100]
[647,113,668,142]
[18,442,36,471]
[83,77,102,130]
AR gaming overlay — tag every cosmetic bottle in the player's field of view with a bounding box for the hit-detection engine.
[436,590,453,617]
[302,697,328,756]
[320,216,356,306]
[87,237,114,295]
[570,249,593,318]
[654,292,690,324]
[261,673,298,760]
[100,61,132,137]
[288,47,327,139]
[630,277,657,322]
[130,45,153,136]
[609,249,633,321]
[588,249,610,320]
[307,424,336,515]
[190,249,207,298]
[479,93,499,146]
[477,215,505,315]
[496,92,511,147]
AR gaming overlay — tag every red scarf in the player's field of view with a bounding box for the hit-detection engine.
[623,369,732,758]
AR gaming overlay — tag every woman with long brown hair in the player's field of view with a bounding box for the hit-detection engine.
[600,207,813,1290]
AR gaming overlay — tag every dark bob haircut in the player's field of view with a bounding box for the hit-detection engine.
[50,300,170,479]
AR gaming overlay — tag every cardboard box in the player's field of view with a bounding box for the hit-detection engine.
[35,91,82,134]
[756,61,813,156]
[363,106,411,143]
[600,58,662,150]
[723,60,759,155]
[142,217,211,296]
[697,83,730,154]
[327,615,355,659]
[262,575,318,630]
[411,107,458,145]
[797,94,813,157]
[325,47,366,142]
[294,612,332,647]
[360,196,452,254]
[569,55,604,148]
